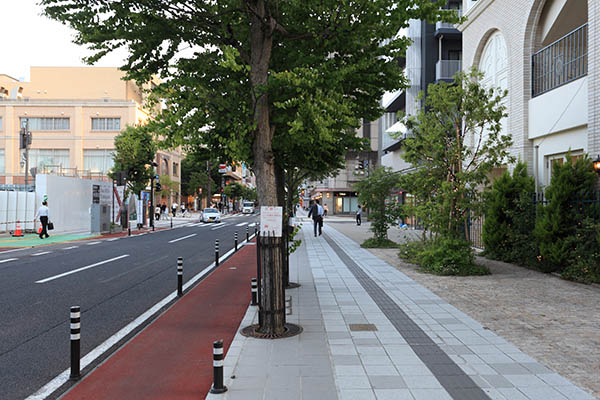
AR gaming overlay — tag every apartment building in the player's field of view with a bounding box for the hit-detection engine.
[0,66,182,204]
[459,0,598,189]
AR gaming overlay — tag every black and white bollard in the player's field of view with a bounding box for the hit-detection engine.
[251,278,258,305]
[285,295,293,316]
[254,226,257,236]
[70,306,81,380]
[210,339,227,394]
[128,221,131,236]
[170,217,173,229]
[177,257,183,297]
[234,232,238,251]
[215,239,220,266]
[246,226,249,242]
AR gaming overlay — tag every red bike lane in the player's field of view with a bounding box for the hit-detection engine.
[61,243,256,400]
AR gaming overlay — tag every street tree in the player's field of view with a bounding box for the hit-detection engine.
[110,125,157,198]
[42,0,454,336]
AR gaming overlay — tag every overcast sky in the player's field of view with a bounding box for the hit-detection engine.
[1,0,127,81]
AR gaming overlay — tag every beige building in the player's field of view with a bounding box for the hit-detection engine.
[0,66,181,203]
[459,0,598,189]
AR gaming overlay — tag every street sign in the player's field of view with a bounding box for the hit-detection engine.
[260,206,283,237]
[218,163,227,173]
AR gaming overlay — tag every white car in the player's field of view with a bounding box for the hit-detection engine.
[201,208,221,223]
[242,201,255,214]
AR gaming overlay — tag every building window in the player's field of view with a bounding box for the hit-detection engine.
[20,117,70,131]
[84,149,115,174]
[0,149,5,173]
[24,149,70,172]
[162,158,169,175]
[0,117,3,130]
[173,162,179,177]
[91,117,121,131]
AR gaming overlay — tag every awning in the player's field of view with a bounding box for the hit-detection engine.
[385,121,406,134]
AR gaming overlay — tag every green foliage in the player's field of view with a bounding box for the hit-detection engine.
[109,125,157,196]
[180,151,220,198]
[400,69,513,239]
[482,162,536,265]
[157,174,178,199]
[560,219,600,283]
[400,237,489,276]
[361,237,400,249]
[223,181,246,200]
[288,225,303,256]
[534,154,597,272]
[354,167,403,240]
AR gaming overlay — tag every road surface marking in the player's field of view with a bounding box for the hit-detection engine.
[106,238,120,241]
[235,222,249,226]
[35,254,130,284]
[248,223,257,227]
[211,223,229,231]
[25,232,257,400]
[32,251,51,256]
[86,241,101,245]
[63,246,79,250]
[0,258,18,263]
[168,233,197,243]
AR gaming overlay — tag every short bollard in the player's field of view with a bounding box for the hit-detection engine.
[177,257,183,297]
[254,227,257,236]
[215,240,220,266]
[70,306,81,380]
[251,278,258,306]
[128,221,131,236]
[234,232,238,251]
[246,226,249,242]
[210,340,227,394]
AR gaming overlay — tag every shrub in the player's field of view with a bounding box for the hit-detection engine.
[361,237,399,248]
[398,239,428,264]
[560,220,600,284]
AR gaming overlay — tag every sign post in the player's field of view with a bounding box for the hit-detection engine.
[260,206,283,237]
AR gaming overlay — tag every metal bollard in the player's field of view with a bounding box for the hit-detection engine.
[215,239,220,266]
[170,217,173,229]
[251,278,258,306]
[285,296,292,315]
[70,306,81,380]
[177,257,183,297]
[210,339,227,394]
[246,226,249,242]
[254,226,257,236]
[128,221,131,236]
[234,232,238,251]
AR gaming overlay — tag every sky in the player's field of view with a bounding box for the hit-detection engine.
[1,0,127,81]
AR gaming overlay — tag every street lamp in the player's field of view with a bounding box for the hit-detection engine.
[149,162,159,230]
[593,155,600,176]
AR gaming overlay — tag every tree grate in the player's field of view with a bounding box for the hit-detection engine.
[240,323,303,339]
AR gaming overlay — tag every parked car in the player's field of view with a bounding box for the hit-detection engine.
[242,201,255,214]
[201,208,221,223]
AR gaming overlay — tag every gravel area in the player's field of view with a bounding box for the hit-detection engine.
[326,217,600,399]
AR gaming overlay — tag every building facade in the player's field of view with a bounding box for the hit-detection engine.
[459,0,597,189]
[0,67,182,204]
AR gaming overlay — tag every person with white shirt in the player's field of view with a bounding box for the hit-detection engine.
[34,201,50,239]
[308,199,324,237]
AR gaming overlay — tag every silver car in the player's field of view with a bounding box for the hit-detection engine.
[201,208,221,223]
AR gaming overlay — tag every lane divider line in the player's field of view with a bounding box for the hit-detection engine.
[35,255,130,284]
[106,238,120,242]
[86,241,101,246]
[32,251,52,257]
[211,223,229,231]
[26,233,256,400]
[0,258,18,263]
[63,246,79,250]
[235,222,249,227]
[168,233,197,244]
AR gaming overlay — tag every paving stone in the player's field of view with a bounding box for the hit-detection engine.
[368,375,407,389]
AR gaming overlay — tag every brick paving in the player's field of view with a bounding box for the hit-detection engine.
[328,218,600,398]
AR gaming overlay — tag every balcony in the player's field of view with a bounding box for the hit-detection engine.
[436,60,462,82]
[532,24,587,97]
[435,10,462,37]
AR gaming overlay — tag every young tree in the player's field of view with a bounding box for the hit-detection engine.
[42,0,453,336]
[401,69,513,239]
[110,125,157,197]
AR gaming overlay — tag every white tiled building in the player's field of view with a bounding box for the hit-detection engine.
[459,0,598,189]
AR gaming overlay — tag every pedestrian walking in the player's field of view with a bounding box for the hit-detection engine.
[181,203,186,217]
[155,205,161,221]
[172,202,178,217]
[35,201,50,239]
[308,199,324,237]
[356,204,362,226]
[161,203,167,218]
[323,204,328,217]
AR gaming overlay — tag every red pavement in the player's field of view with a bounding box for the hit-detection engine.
[62,243,256,400]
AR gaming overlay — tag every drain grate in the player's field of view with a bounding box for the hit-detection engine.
[240,323,303,339]
[349,323,377,332]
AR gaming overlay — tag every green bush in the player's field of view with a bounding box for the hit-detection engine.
[560,219,600,284]
[482,162,537,266]
[361,237,400,248]
[399,236,489,276]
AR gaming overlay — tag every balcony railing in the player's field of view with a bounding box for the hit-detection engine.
[436,60,462,81]
[532,24,587,97]
[436,10,462,31]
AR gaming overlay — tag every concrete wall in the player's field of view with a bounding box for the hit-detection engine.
[35,174,112,233]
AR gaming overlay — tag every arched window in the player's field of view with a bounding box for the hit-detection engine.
[480,32,508,92]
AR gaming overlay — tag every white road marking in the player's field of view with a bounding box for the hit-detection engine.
[168,233,197,243]
[63,246,79,250]
[24,232,258,400]
[235,222,249,226]
[106,238,120,241]
[211,223,229,231]
[32,251,51,257]
[35,254,130,284]
[86,241,101,245]
[248,223,257,227]
[0,258,18,263]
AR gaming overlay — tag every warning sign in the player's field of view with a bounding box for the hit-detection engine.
[260,206,283,237]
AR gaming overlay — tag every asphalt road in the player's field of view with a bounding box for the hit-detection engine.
[0,213,260,400]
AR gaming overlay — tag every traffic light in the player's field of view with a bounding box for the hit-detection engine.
[19,129,26,149]
[155,182,162,192]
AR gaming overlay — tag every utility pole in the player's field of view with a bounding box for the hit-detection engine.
[207,160,211,208]
[20,119,32,231]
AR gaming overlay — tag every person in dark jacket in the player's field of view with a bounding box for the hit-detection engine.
[307,199,324,237]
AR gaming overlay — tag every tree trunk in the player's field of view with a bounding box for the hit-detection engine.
[249,0,285,336]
